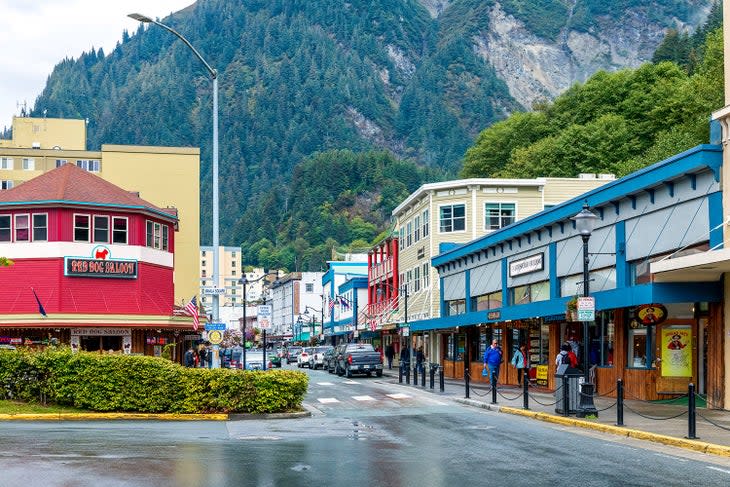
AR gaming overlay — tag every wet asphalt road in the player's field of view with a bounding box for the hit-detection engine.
[1,364,730,487]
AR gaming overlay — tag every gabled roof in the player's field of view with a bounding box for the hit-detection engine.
[0,163,177,221]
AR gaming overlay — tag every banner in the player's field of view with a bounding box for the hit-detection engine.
[661,326,692,377]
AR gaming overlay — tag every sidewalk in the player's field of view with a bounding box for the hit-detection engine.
[381,368,730,457]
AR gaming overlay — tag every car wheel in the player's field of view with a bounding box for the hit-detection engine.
[346,366,353,378]
[366,371,372,377]
[328,365,334,374]
[376,370,383,377]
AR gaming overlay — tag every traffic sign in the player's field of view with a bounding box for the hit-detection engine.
[577,297,595,311]
[578,309,595,321]
[205,322,226,331]
[203,287,225,295]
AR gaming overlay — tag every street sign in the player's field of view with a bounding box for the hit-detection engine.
[257,305,272,330]
[578,309,595,321]
[202,287,225,295]
[205,322,226,331]
[207,330,223,345]
[577,297,595,311]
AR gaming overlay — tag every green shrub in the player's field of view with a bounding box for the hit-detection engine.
[0,348,308,414]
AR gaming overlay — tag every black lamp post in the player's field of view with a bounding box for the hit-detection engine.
[572,204,599,418]
[376,283,408,370]
[304,306,321,344]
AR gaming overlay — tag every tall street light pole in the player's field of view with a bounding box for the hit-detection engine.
[572,204,599,418]
[239,271,278,370]
[128,12,221,340]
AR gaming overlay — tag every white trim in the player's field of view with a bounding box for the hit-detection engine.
[0,242,174,268]
[437,201,467,234]
[112,216,129,245]
[32,213,48,242]
[0,213,10,242]
[14,213,30,242]
[73,213,91,243]
[93,214,110,243]
[471,187,477,240]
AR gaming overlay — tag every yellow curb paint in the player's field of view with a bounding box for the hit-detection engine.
[499,408,730,457]
[0,413,229,421]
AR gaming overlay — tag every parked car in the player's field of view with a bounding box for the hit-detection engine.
[308,346,333,369]
[286,346,302,364]
[334,343,383,378]
[268,350,282,368]
[324,347,337,373]
[245,349,267,370]
[297,347,312,368]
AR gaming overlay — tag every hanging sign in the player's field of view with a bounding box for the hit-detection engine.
[636,304,667,325]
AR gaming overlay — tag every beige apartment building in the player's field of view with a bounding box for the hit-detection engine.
[0,116,200,305]
[200,246,244,309]
[393,176,615,324]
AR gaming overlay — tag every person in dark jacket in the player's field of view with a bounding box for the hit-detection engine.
[400,344,410,374]
[483,339,503,387]
[385,344,395,369]
[416,346,425,374]
[184,347,195,368]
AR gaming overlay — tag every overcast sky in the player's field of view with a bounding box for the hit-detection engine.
[0,0,194,129]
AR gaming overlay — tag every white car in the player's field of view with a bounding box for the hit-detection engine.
[308,346,333,369]
[297,347,312,368]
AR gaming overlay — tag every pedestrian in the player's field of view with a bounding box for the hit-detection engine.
[483,339,503,387]
[385,344,395,369]
[555,343,575,367]
[198,345,208,368]
[184,347,195,368]
[416,346,425,374]
[400,344,410,374]
[511,344,529,385]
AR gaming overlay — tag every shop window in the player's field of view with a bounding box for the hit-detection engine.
[0,215,10,241]
[630,244,709,285]
[627,323,656,368]
[511,280,549,305]
[112,217,128,244]
[597,312,615,367]
[14,214,29,242]
[32,214,47,241]
[561,268,617,296]
[485,202,515,230]
[94,216,109,243]
[471,291,503,311]
[439,204,466,233]
[445,298,466,316]
[74,215,90,242]
[445,333,465,361]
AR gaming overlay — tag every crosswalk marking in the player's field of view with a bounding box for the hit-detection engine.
[386,393,412,400]
[316,382,335,386]
[317,397,340,404]
[342,380,358,385]
[352,395,375,401]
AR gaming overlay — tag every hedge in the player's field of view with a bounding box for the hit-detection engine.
[0,347,308,413]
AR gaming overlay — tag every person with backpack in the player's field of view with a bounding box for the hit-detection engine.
[483,339,503,387]
[555,343,577,367]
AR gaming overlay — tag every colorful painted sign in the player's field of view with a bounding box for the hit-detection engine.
[64,247,137,279]
[536,365,548,386]
[661,326,692,377]
[636,304,667,325]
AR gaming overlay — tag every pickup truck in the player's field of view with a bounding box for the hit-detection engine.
[334,343,383,378]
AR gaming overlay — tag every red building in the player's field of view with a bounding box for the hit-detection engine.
[366,235,400,352]
[0,164,196,357]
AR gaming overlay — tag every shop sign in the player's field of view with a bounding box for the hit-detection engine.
[487,310,501,320]
[184,334,202,340]
[661,326,692,377]
[64,247,137,279]
[400,326,410,337]
[146,337,170,345]
[536,365,548,386]
[509,253,543,277]
[635,304,667,325]
[70,328,132,336]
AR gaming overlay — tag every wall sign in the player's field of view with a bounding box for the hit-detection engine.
[509,253,544,277]
[65,246,137,279]
[487,310,501,320]
[636,303,668,325]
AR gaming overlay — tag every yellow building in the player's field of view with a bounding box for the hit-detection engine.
[199,246,244,310]
[0,116,200,306]
[392,176,616,324]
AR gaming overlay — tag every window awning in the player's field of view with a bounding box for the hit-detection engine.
[651,248,730,282]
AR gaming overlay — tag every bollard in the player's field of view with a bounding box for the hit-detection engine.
[491,377,497,404]
[421,366,426,387]
[687,383,698,439]
[430,365,435,389]
[413,365,418,386]
[399,361,403,384]
[562,375,569,417]
[523,375,529,410]
[465,369,470,399]
[616,379,624,427]
[439,366,444,392]
[405,363,411,385]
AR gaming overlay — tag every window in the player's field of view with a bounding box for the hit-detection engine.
[0,216,9,241]
[76,159,101,172]
[32,214,47,241]
[161,225,168,250]
[146,220,168,250]
[14,214,29,241]
[627,326,655,368]
[306,283,314,293]
[201,270,207,277]
[112,217,128,244]
[399,227,404,250]
[154,223,161,249]
[485,202,515,230]
[93,216,109,243]
[413,266,420,292]
[146,221,154,247]
[231,252,236,258]
[232,269,237,276]
[414,215,420,242]
[422,263,429,288]
[510,281,549,305]
[439,204,465,233]
[74,214,90,242]
[1,180,13,190]
[445,299,466,317]
[0,158,13,170]
[202,260,207,267]
[22,158,35,170]
[406,269,412,294]
[55,159,68,168]
[406,221,412,247]
[422,209,429,237]
[471,291,503,311]
[202,251,207,257]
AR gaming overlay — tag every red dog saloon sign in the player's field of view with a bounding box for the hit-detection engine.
[64,246,137,279]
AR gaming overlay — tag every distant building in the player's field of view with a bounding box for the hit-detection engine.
[271,272,324,340]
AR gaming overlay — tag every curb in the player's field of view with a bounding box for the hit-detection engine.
[497,406,730,458]
[0,410,311,422]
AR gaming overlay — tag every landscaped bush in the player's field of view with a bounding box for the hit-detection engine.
[0,347,308,414]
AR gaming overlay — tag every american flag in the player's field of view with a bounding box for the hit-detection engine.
[184,296,200,331]
[328,297,335,310]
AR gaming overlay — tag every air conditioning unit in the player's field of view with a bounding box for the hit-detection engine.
[32,142,41,149]
[598,173,616,180]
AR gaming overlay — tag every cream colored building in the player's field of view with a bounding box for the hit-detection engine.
[0,117,200,305]
[199,246,249,310]
[392,176,615,323]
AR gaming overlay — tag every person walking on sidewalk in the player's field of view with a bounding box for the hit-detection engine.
[385,344,395,369]
[483,339,503,387]
[511,344,529,385]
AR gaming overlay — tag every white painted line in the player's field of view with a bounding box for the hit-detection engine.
[352,395,375,401]
[707,466,730,475]
[316,382,335,386]
[342,380,358,385]
[317,398,340,404]
[386,393,412,400]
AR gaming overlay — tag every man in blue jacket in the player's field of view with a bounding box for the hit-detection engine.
[483,339,503,387]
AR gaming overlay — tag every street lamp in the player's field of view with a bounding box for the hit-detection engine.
[304,306,322,344]
[128,12,221,351]
[571,203,599,418]
[376,282,408,372]
[239,271,278,370]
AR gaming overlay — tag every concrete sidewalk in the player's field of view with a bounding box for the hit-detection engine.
[381,368,730,457]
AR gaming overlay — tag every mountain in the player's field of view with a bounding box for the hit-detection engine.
[28,0,711,269]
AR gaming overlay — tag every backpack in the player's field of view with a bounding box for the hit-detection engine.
[561,353,570,365]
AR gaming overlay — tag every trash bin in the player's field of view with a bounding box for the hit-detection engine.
[554,364,582,415]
